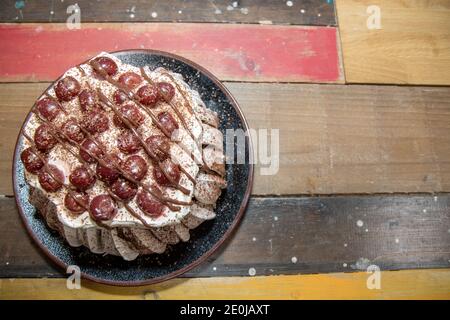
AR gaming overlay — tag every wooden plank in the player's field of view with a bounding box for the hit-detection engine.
[0,23,342,83]
[0,0,336,26]
[2,83,450,196]
[336,0,450,85]
[1,195,449,278]
[1,270,450,299]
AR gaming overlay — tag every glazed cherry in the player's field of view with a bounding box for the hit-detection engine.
[145,135,170,161]
[117,130,141,154]
[113,103,144,128]
[153,159,181,186]
[83,110,109,134]
[157,82,175,103]
[92,57,118,77]
[118,72,142,90]
[34,124,57,152]
[89,194,117,221]
[36,97,61,121]
[78,89,101,112]
[136,190,164,217]
[61,119,84,143]
[69,166,96,191]
[122,155,147,181]
[38,164,64,192]
[113,90,129,105]
[20,147,44,174]
[80,139,104,163]
[64,191,89,214]
[96,161,120,185]
[158,111,179,136]
[55,76,81,102]
[111,178,137,201]
[136,85,159,107]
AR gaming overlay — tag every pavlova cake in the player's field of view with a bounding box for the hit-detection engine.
[19,52,226,260]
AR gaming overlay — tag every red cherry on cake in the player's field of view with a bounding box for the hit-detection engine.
[34,124,57,152]
[83,110,109,134]
[36,97,61,121]
[118,72,142,90]
[64,191,89,214]
[78,89,101,112]
[55,76,81,102]
[92,56,118,77]
[113,103,144,128]
[38,164,64,192]
[96,161,120,185]
[80,139,104,163]
[136,85,159,107]
[153,159,181,186]
[117,130,141,154]
[61,119,84,143]
[136,190,164,217]
[111,178,137,201]
[113,90,129,105]
[69,166,96,191]
[89,194,117,221]
[157,82,175,103]
[21,147,44,174]
[145,135,170,161]
[122,155,147,181]
[158,111,179,136]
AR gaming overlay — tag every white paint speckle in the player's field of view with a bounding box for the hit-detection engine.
[248,267,256,276]
[274,216,278,221]
[395,238,399,243]
[151,12,158,18]
[232,1,238,8]
[178,10,182,14]
[356,220,364,227]
[318,13,321,17]
[50,10,54,15]
[215,8,222,14]
[344,243,348,247]
[434,196,438,202]
[226,5,234,11]
[343,263,347,267]
[286,1,293,7]
[240,7,249,15]
[423,209,427,213]
[213,266,217,271]
[129,13,135,19]
[300,9,305,13]
[291,256,298,264]
[252,237,257,241]
[6,262,9,265]
[365,228,369,232]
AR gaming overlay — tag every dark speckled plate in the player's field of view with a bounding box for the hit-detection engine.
[12,50,253,286]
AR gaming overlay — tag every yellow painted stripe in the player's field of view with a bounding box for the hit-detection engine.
[1,269,449,300]
[336,0,450,85]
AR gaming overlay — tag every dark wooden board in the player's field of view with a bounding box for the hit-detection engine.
[1,195,449,278]
[1,0,336,26]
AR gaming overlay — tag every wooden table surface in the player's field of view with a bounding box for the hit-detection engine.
[1,0,450,300]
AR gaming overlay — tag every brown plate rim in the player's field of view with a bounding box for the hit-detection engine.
[12,49,254,287]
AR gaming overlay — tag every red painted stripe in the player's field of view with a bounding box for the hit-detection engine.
[0,23,342,83]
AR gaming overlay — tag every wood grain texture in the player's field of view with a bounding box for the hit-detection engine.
[1,195,449,278]
[2,269,450,299]
[0,0,336,26]
[0,23,342,83]
[336,0,450,85]
[2,83,450,196]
